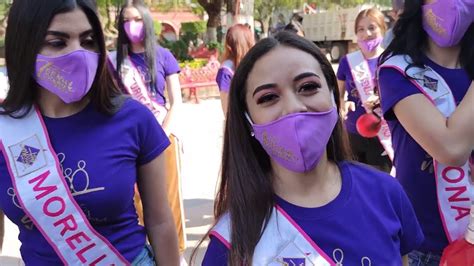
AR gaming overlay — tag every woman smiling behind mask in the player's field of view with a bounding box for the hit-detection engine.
[336,8,393,173]
[0,0,179,264]
[192,32,423,265]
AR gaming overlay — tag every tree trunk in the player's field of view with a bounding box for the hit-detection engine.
[206,10,220,42]
[198,0,223,42]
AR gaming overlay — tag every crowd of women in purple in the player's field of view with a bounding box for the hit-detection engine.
[0,0,472,265]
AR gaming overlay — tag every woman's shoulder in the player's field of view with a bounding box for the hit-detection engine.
[341,161,400,191]
[114,96,155,119]
[156,45,175,58]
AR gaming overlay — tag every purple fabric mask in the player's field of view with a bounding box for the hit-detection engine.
[358,37,383,52]
[34,49,99,103]
[422,0,474,47]
[247,107,338,173]
[124,21,145,43]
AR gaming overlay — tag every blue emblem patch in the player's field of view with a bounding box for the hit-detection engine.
[282,258,305,266]
[16,145,40,166]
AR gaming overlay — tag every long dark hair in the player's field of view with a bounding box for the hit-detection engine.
[379,0,474,79]
[191,31,352,265]
[116,0,166,101]
[1,0,121,117]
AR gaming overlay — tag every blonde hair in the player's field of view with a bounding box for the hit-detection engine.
[354,8,387,34]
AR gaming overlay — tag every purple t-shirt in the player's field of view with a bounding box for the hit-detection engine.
[129,46,180,105]
[202,161,424,265]
[336,55,379,134]
[379,55,470,253]
[216,60,234,93]
[0,98,170,265]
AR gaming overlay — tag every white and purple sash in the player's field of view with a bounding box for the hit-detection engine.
[346,51,395,162]
[108,51,167,125]
[380,55,473,242]
[220,59,235,76]
[211,206,335,265]
[0,107,129,265]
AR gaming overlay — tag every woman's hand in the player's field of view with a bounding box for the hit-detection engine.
[342,101,356,120]
[363,94,380,113]
[138,153,180,265]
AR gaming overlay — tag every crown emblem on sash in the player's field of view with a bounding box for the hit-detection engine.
[423,75,438,92]
[16,145,40,166]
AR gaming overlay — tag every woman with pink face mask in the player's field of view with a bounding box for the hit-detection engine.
[109,0,187,263]
[378,0,474,265]
[336,8,393,174]
[110,0,182,131]
[0,0,179,265]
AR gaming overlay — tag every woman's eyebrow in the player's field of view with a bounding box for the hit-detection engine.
[293,72,320,82]
[252,83,276,97]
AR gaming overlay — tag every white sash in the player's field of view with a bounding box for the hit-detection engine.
[346,51,395,162]
[220,60,235,75]
[211,206,335,265]
[108,51,167,125]
[380,55,473,242]
[0,107,129,265]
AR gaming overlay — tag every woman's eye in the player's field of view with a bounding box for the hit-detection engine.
[81,38,96,48]
[299,82,321,93]
[45,40,66,48]
[256,93,278,105]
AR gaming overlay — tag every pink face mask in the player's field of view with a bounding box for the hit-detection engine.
[247,107,338,173]
[124,20,145,44]
[422,0,474,47]
[358,37,383,53]
[34,49,99,103]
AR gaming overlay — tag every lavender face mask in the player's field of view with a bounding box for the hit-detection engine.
[34,49,99,104]
[358,37,383,53]
[247,107,338,173]
[422,0,474,47]
[124,20,145,44]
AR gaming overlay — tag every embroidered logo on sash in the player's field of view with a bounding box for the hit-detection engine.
[8,135,47,177]
[423,75,438,92]
[281,258,306,266]
[274,241,314,266]
[16,145,40,166]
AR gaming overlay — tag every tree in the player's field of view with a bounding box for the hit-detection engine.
[0,1,11,39]
[254,0,303,37]
[96,0,123,39]
[196,0,223,42]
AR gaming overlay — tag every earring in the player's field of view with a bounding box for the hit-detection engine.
[250,131,255,137]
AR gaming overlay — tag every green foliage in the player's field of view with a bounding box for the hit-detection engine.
[159,39,192,61]
[180,21,206,46]
[154,20,162,36]
[181,21,207,34]
[254,0,305,21]
[206,41,223,54]
[190,0,205,16]
[178,58,208,69]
